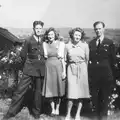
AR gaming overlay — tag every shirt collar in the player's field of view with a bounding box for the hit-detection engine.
[97,35,104,42]
[33,35,41,43]
[71,41,81,48]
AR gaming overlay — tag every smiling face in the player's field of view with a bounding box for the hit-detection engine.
[48,31,55,42]
[94,23,104,38]
[73,31,82,43]
[33,24,43,37]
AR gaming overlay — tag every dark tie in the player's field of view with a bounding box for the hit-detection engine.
[97,39,101,48]
[38,37,40,45]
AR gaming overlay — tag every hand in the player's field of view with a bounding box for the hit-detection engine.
[116,54,120,58]
[114,63,118,68]
[62,71,66,80]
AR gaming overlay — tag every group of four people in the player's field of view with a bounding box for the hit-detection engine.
[2,20,116,120]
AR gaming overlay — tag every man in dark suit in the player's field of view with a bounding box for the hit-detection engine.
[88,21,116,119]
[2,21,45,120]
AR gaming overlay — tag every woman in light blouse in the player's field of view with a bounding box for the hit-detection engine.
[65,28,90,120]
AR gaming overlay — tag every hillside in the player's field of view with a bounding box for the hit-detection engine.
[7,27,120,44]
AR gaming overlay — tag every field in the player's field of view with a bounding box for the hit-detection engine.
[0,27,120,120]
[8,27,120,45]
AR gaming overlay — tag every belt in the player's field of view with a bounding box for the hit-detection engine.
[69,60,85,83]
[68,60,85,64]
[27,54,42,60]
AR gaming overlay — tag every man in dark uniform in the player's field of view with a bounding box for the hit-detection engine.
[88,21,116,119]
[2,20,45,120]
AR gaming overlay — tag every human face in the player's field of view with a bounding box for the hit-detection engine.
[94,23,104,38]
[48,31,55,42]
[73,31,82,43]
[33,24,43,36]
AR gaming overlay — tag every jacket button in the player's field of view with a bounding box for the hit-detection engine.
[97,62,99,64]
[89,61,92,64]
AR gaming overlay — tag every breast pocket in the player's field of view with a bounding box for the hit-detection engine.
[101,44,109,55]
[104,45,109,52]
[32,47,38,52]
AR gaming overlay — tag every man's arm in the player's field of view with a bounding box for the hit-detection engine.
[20,40,29,64]
[85,43,89,65]
[109,42,116,66]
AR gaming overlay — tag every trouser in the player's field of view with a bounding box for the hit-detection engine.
[12,69,19,87]
[90,81,111,116]
[5,69,19,98]
[6,74,42,117]
[89,67,113,117]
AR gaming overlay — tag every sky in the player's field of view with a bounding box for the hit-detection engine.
[0,0,119,28]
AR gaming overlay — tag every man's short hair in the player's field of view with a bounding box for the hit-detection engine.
[33,21,44,28]
[93,21,105,28]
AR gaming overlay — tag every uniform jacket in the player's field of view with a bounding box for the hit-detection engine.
[20,35,45,77]
[89,37,116,76]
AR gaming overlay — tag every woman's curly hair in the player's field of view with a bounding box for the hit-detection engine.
[43,27,59,43]
[69,27,85,41]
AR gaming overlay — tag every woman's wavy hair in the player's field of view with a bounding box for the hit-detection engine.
[69,27,85,42]
[43,27,59,43]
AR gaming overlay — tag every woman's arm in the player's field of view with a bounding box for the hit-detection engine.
[61,57,66,73]
[58,41,66,79]
[43,42,48,58]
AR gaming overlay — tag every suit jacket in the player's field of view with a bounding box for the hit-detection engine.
[20,35,45,77]
[89,37,116,79]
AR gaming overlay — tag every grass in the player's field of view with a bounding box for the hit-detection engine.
[0,99,120,120]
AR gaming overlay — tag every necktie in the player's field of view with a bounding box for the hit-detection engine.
[97,39,101,47]
[38,37,40,44]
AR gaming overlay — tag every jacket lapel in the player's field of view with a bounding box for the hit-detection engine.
[100,38,107,47]
[31,35,38,44]
[93,38,98,50]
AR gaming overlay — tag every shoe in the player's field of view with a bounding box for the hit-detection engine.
[51,113,56,116]
[40,115,45,120]
[75,116,81,120]
[51,109,56,116]
[29,115,34,120]
[33,115,40,119]
[65,116,71,120]
[55,109,59,115]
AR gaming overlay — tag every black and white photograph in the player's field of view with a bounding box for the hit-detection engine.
[0,0,120,120]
